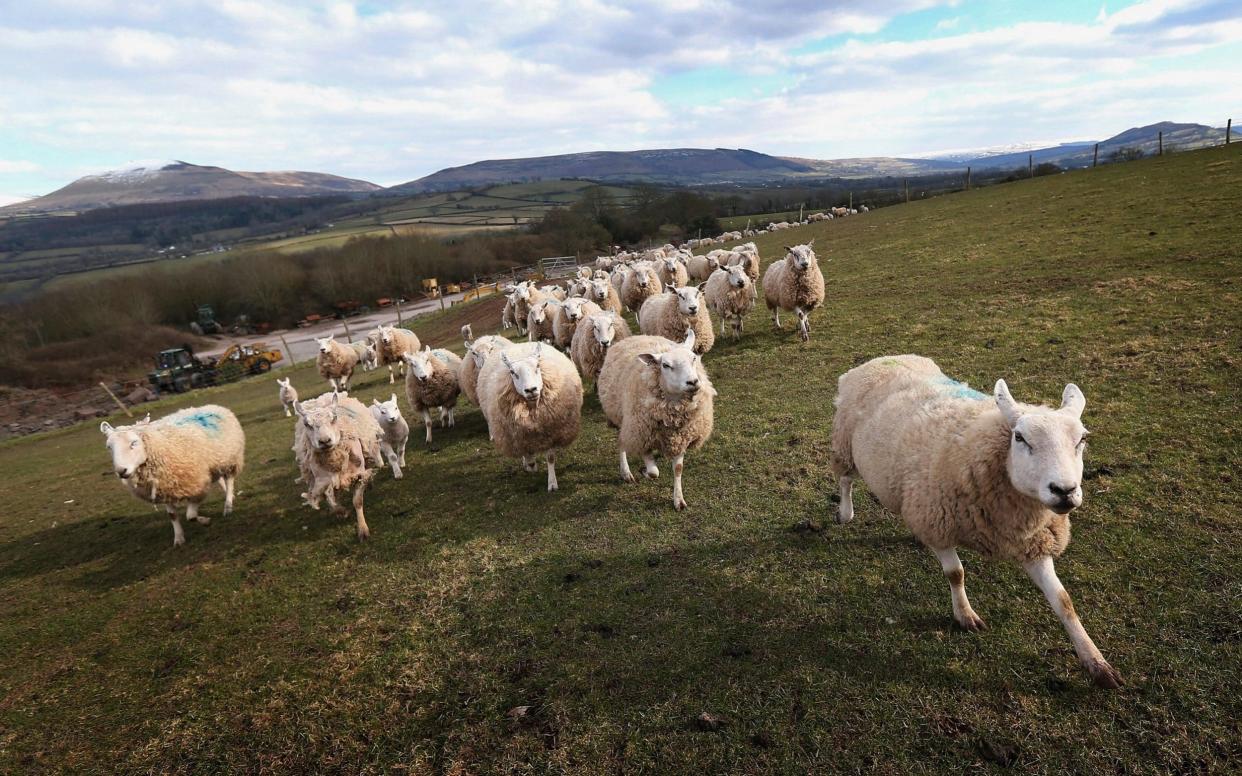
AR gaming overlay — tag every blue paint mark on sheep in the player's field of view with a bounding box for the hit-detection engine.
[432,349,453,365]
[933,375,988,401]
[174,411,223,435]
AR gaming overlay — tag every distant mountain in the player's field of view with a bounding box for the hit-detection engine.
[2,161,381,214]
[965,122,1226,170]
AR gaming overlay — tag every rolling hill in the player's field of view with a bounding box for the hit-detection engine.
[961,121,1227,170]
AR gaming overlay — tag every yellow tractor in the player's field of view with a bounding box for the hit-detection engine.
[214,342,283,382]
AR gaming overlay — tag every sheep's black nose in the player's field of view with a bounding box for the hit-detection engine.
[685,378,699,390]
[1049,482,1078,497]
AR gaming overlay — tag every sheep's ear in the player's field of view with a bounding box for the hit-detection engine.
[696,282,707,295]
[1060,383,1085,418]
[100,421,114,436]
[424,344,431,353]
[293,401,306,418]
[372,397,380,405]
[389,393,397,404]
[683,327,696,350]
[141,413,151,424]
[994,379,1021,427]
[637,353,660,367]
[806,238,815,247]
[784,246,793,252]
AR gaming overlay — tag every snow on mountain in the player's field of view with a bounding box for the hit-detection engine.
[915,140,1093,163]
[85,160,186,183]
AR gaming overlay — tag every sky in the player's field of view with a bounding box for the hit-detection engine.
[1,0,1240,204]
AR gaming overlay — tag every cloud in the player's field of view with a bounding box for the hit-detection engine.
[0,160,41,174]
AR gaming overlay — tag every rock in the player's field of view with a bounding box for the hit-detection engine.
[125,386,158,404]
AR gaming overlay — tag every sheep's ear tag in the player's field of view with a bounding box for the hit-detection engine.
[994,379,1021,428]
[1061,383,1086,418]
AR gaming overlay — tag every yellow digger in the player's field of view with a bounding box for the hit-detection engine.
[213,342,283,382]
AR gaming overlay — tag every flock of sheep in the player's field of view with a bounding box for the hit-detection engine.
[96,216,1123,689]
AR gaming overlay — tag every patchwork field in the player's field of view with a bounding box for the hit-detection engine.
[1,145,1239,773]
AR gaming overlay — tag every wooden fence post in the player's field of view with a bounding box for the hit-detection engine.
[904,179,909,203]
[849,192,853,209]
[1159,131,1163,156]
[341,317,352,342]
[1226,118,1231,145]
[395,299,403,326]
[1093,143,1099,167]
[278,334,295,367]
[1029,154,1034,178]
[99,382,134,418]
[966,167,971,191]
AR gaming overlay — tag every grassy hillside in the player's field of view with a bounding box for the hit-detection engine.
[1,144,1239,773]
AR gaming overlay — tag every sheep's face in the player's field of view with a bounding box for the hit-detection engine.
[528,302,549,327]
[469,340,496,369]
[662,258,679,273]
[671,286,701,316]
[503,348,544,401]
[515,284,532,303]
[379,327,396,345]
[590,314,618,349]
[785,243,816,271]
[996,381,1088,514]
[316,336,335,354]
[639,346,703,397]
[372,395,402,424]
[277,377,292,390]
[724,265,749,289]
[590,280,611,302]
[363,342,376,361]
[562,298,586,322]
[406,349,436,381]
[297,405,341,451]
[100,423,147,479]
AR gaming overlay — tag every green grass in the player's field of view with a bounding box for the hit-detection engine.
[2,145,1240,773]
[720,210,806,230]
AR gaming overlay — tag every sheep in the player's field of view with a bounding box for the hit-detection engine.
[761,241,825,343]
[403,346,463,446]
[526,299,557,344]
[501,294,518,331]
[316,335,360,392]
[369,393,409,479]
[656,256,690,289]
[725,246,761,286]
[705,264,755,339]
[478,341,583,491]
[348,340,377,372]
[376,324,422,384]
[540,284,568,302]
[277,376,298,417]
[292,391,382,540]
[512,282,549,332]
[551,296,602,351]
[621,263,663,313]
[828,356,1121,688]
[461,323,473,343]
[685,253,720,283]
[570,311,631,382]
[100,405,245,547]
[597,329,715,510]
[460,335,514,408]
[638,285,714,354]
[859,205,870,213]
[587,277,624,316]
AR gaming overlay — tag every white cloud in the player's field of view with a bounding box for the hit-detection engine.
[0,160,41,174]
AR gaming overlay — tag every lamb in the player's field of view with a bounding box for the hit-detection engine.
[761,241,826,343]
[277,376,298,417]
[526,299,557,344]
[587,277,624,316]
[685,253,720,283]
[551,296,602,351]
[620,263,663,313]
[369,393,409,479]
[316,335,360,392]
[100,405,245,547]
[403,346,463,446]
[656,256,690,289]
[512,283,549,333]
[349,340,378,372]
[501,294,519,332]
[460,335,514,407]
[705,264,755,339]
[597,329,715,510]
[570,311,631,382]
[638,285,714,354]
[292,391,383,540]
[478,341,583,491]
[376,324,422,384]
[828,354,1121,688]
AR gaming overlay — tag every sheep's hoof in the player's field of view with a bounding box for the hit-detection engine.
[173,537,185,548]
[836,507,853,524]
[1089,660,1124,689]
[357,529,370,541]
[195,515,212,525]
[644,467,660,479]
[547,483,558,493]
[673,498,688,510]
[621,472,636,484]
[393,471,404,480]
[955,612,987,632]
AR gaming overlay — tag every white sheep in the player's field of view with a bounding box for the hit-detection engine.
[478,342,583,491]
[829,354,1121,688]
[705,264,755,339]
[369,393,409,479]
[597,329,715,510]
[540,284,568,302]
[761,241,825,342]
[512,282,549,333]
[685,253,719,283]
[551,296,602,351]
[570,311,631,382]
[403,346,463,446]
[656,256,690,289]
[587,277,624,316]
[350,339,377,372]
[292,391,383,540]
[621,263,663,313]
[460,335,514,408]
[100,405,245,547]
[526,299,557,344]
[638,285,714,354]
[316,335,360,392]
[376,324,422,384]
[277,376,298,417]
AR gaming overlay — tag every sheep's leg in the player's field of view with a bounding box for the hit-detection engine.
[388,364,396,384]
[619,450,635,483]
[166,505,186,547]
[1023,556,1123,688]
[720,315,727,336]
[671,453,687,510]
[221,476,235,516]
[837,475,854,523]
[185,500,210,526]
[352,480,370,540]
[642,453,659,479]
[448,408,456,427]
[439,406,450,428]
[422,410,433,445]
[795,307,810,342]
[384,442,403,479]
[284,403,292,418]
[934,548,986,631]
[771,307,782,329]
[546,450,558,492]
[398,439,407,466]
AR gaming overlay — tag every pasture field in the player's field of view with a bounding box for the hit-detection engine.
[720,210,805,230]
[1,145,1239,773]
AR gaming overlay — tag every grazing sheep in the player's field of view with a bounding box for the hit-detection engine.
[478,342,583,491]
[638,285,714,354]
[705,264,755,339]
[597,329,715,510]
[685,253,719,283]
[460,335,514,408]
[526,299,557,344]
[588,277,625,316]
[656,256,690,289]
[369,393,409,479]
[377,324,422,384]
[552,297,602,351]
[403,346,463,446]
[316,335,360,392]
[277,376,298,417]
[761,241,825,343]
[621,264,663,313]
[570,311,631,382]
[829,354,1121,688]
[292,392,382,540]
[100,405,245,547]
